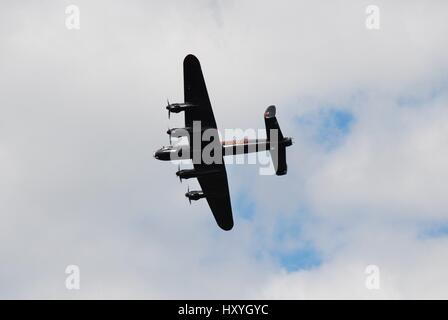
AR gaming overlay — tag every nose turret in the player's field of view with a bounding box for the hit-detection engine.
[153,148,170,161]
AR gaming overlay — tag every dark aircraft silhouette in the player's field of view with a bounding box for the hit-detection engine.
[154,54,292,230]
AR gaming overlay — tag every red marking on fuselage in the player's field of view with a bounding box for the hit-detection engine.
[222,137,250,146]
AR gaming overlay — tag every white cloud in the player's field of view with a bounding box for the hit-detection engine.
[0,0,448,298]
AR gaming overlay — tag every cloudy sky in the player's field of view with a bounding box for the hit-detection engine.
[1,0,448,299]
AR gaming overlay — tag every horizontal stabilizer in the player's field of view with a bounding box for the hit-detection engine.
[264,105,287,175]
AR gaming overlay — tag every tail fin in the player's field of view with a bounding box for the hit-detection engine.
[264,105,287,175]
[264,105,284,141]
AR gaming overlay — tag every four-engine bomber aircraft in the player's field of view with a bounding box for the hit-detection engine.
[154,54,292,230]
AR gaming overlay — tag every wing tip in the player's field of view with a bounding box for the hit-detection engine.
[264,105,276,118]
[276,169,287,176]
[219,221,234,231]
[184,54,200,65]
[217,210,234,231]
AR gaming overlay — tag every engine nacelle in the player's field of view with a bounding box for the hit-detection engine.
[167,127,211,139]
[281,137,293,147]
[176,168,221,181]
[166,102,197,114]
[185,190,205,202]
[167,127,190,139]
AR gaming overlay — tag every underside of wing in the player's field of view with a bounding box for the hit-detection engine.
[194,162,234,231]
[183,54,217,129]
[183,55,233,230]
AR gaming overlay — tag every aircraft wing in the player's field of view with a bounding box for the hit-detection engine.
[183,54,217,129]
[183,54,233,230]
[194,163,234,231]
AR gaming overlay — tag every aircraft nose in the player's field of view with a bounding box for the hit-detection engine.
[153,150,159,159]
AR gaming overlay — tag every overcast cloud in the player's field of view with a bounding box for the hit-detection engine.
[1,0,448,298]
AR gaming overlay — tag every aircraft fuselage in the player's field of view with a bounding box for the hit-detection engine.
[153,137,292,162]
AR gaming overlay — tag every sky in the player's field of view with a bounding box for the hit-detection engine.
[1,0,448,299]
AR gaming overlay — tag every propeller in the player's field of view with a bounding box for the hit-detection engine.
[167,99,171,119]
[187,185,191,204]
[167,125,172,144]
[178,163,182,183]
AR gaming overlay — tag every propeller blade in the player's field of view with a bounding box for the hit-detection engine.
[166,99,170,119]
[187,185,191,204]
[167,125,171,144]
[178,164,182,183]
